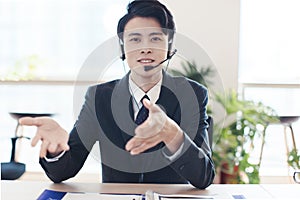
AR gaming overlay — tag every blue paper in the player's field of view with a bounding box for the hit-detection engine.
[232,194,246,199]
[37,189,67,200]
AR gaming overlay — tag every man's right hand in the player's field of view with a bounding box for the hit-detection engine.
[19,117,70,158]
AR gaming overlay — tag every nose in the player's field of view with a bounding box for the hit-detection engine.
[140,48,152,55]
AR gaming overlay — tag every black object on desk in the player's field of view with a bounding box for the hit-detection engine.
[294,171,300,184]
[1,112,53,180]
[9,112,53,119]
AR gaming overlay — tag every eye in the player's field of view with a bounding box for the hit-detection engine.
[151,37,163,42]
[129,37,141,43]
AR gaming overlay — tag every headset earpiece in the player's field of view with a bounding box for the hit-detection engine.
[167,38,173,59]
[119,39,126,61]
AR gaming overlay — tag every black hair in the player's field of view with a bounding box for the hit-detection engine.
[117,0,176,60]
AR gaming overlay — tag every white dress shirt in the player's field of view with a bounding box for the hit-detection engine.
[128,77,162,119]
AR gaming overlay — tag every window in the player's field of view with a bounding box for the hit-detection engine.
[0,0,126,175]
[0,0,127,80]
[239,0,300,176]
[239,0,300,84]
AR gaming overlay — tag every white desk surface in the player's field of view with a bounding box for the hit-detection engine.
[1,180,300,199]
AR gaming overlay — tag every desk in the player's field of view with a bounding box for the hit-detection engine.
[1,181,300,199]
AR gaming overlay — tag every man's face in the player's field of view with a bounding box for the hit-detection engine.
[123,17,168,76]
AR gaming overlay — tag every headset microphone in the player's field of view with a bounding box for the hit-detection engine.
[143,49,177,71]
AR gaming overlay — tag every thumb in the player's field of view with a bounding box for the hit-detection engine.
[143,98,162,113]
[142,98,152,110]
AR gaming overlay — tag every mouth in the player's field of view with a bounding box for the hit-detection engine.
[137,59,155,64]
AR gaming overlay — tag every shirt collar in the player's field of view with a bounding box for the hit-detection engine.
[128,77,162,105]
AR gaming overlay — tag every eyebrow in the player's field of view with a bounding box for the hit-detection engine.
[127,33,142,37]
[127,32,164,37]
[149,32,164,36]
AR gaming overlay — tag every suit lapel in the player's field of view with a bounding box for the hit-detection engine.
[111,73,136,145]
[156,71,180,118]
[121,96,134,143]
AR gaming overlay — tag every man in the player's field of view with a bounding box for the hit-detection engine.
[20,0,215,189]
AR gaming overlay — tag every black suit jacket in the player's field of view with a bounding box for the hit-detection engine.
[40,71,215,189]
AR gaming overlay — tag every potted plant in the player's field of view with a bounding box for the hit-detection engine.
[169,60,215,88]
[170,60,279,183]
[169,60,215,114]
[288,148,300,171]
[213,90,278,183]
[0,55,43,81]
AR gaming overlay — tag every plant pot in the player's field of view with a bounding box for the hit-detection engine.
[220,162,239,184]
[213,167,221,184]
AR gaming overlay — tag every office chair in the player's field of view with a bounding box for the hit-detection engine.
[1,136,29,180]
[1,112,52,180]
[207,116,213,149]
[258,115,299,167]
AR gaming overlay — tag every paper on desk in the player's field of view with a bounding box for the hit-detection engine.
[63,193,143,200]
[159,197,213,200]
[153,192,214,199]
[63,191,214,200]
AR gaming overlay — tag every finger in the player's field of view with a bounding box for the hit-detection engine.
[125,137,143,152]
[40,140,50,158]
[48,143,58,154]
[31,134,41,147]
[19,117,44,126]
[130,143,146,155]
[60,143,70,151]
[130,135,161,155]
[19,117,36,126]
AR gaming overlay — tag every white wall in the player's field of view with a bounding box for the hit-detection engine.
[163,0,240,90]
